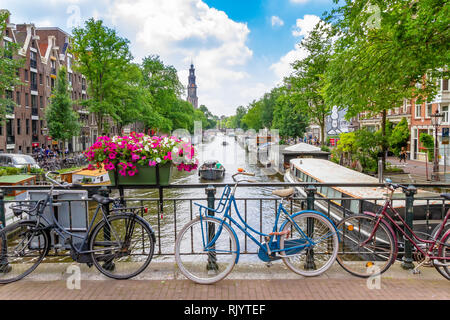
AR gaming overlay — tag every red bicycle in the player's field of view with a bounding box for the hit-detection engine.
[336,181,450,280]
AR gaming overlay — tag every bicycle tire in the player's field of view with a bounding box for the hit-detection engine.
[435,230,450,280]
[279,211,339,277]
[175,216,237,284]
[89,214,155,280]
[0,221,49,284]
[336,214,396,278]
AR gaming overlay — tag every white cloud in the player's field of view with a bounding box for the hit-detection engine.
[271,16,284,27]
[105,0,255,116]
[270,14,321,81]
[292,14,321,37]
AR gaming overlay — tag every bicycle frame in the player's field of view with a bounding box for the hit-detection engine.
[196,185,334,264]
[31,189,121,255]
[364,196,450,261]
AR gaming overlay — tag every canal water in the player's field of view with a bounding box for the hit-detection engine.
[115,132,291,260]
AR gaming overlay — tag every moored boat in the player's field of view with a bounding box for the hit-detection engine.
[198,160,225,180]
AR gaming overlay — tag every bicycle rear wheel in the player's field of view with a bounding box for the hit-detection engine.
[279,212,338,276]
[336,214,396,278]
[435,230,450,280]
[89,214,155,279]
[175,216,237,284]
[0,221,49,284]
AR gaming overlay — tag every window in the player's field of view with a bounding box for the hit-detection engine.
[24,69,28,81]
[39,96,43,108]
[46,76,50,87]
[39,73,43,85]
[442,105,449,124]
[426,104,433,118]
[443,79,449,91]
[31,95,37,108]
[26,119,29,135]
[17,119,21,135]
[16,92,20,105]
[415,103,421,118]
[25,93,29,107]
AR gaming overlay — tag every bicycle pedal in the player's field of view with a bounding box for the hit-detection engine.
[266,262,273,268]
[412,268,421,275]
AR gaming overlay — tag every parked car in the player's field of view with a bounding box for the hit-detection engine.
[0,154,41,169]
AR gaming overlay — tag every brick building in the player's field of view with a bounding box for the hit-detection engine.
[350,78,449,165]
[0,10,106,154]
[410,79,450,164]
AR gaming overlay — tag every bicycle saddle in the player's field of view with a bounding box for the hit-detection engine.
[272,188,294,198]
[440,193,450,201]
[92,194,115,205]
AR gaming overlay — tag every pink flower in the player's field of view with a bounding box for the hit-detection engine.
[119,169,127,176]
[128,170,137,177]
[105,162,115,170]
[163,152,172,161]
[148,160,156,167]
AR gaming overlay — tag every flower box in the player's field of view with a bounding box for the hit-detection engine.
[84,132,198,185]
[108,162,172,186]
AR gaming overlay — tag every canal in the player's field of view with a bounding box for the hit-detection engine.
[106,132,287,261]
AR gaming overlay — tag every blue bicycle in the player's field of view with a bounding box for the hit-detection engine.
[174,169,339,284]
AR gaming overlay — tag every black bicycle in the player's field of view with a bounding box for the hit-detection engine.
[0,172,155,284]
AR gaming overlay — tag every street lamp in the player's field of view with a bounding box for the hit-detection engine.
[430,111,444,181]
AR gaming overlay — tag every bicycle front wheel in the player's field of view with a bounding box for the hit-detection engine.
[336,214,396,278]
[279,212,338,276]
[89,214,155,280]
[175,217,237,284]
[0,221,49,284]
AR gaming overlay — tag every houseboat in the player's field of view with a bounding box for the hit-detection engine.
[284,158,443,236]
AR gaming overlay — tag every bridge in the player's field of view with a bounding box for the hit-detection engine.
[0,182,448,302]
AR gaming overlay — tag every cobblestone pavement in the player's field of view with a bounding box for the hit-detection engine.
[0,261,448,301]
[0,277,448,300]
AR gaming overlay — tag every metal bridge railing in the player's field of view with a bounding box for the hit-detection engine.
[0,182,448,268]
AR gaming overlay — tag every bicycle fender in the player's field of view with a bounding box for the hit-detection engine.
[281,210,340,242]
[200,215,240,264]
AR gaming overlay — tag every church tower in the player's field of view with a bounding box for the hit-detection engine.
[187,63,198,109]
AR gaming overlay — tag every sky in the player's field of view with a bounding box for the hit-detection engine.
[1,0,337,117]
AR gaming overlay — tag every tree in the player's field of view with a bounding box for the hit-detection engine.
[326,0,449,103]
[272,87,309,139]
[45,67,80,153]
[290,22,333,145]
[0,10,24,121]
[71,18,133,135]
[241,100,263,131]
[388,117,410,156]
[420,132,434,161]
[324,0,449,169]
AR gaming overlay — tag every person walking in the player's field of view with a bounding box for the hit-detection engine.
[399,147,407,164]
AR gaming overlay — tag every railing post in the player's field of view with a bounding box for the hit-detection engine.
[0,190,4,229]
[205,185,218,271]
[99,186,114,271]
[401,185,417,270]
[0,189,11,274]
[305,185,317,270]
